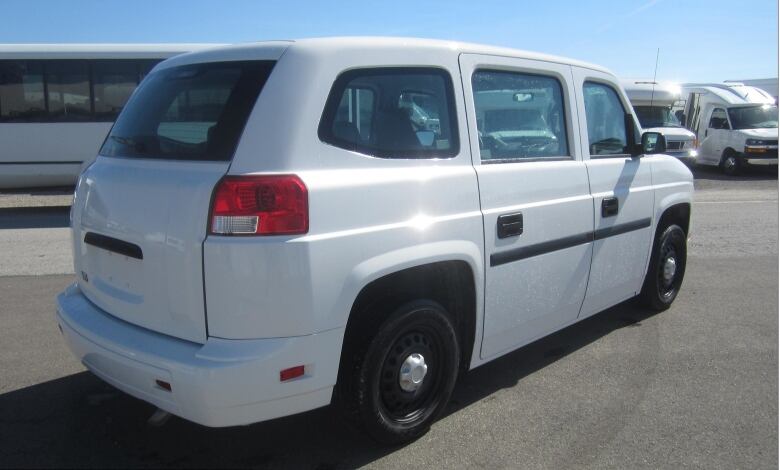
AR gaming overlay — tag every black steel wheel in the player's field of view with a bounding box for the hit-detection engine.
[336,299,459,444]
[639,224,687,311]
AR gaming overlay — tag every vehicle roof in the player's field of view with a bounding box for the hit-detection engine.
[157,37,613,75]
[620,79,682,104]
[681,82,776,105]
[0,43,223,59]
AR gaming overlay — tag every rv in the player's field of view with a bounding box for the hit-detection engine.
[681,83,777,175]
[622,79,697,164]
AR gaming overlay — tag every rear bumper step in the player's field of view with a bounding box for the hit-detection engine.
[56,283,342,427]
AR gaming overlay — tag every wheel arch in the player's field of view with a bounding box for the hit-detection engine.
[339,255,481,382]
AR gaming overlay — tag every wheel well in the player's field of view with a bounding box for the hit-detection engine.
[341,261,477,373]
[657,203,691,236]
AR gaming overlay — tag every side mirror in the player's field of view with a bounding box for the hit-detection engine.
[641,131,666,155]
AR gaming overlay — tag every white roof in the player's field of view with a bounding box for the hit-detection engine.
[0,43,224,59]
[620,79,682,105]
[158,36,613,74]
[681,82,776,105]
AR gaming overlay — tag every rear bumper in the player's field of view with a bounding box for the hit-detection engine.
[56,283,342,427]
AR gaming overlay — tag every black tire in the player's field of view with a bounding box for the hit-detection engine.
[639,224,687,311]
[336,299,460,444]
[721,150,742,176]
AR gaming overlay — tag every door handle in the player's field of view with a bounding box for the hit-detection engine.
[601,197,619,217]
[705,129,708,137]
[497,212,523,238]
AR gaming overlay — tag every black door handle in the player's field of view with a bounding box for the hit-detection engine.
[497,212,523,238]
[601,197,619,217]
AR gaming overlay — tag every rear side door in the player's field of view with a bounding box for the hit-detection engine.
[459,54,594,359]
[570,67,655,317]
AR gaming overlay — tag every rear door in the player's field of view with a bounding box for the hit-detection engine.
[459,54,594,359]
[71,60,275,343]
[570,68,655,317]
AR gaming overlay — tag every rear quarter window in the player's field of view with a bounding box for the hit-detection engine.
[100,61,274,161]
[319,67,459,159]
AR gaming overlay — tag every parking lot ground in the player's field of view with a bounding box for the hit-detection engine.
[0,165,777,469]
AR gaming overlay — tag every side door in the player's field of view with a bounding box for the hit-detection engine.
[459,54,594,360]
[570,68,655,317]
[700,107,729,164]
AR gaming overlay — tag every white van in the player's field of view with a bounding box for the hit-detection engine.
[621,79,697,164]
[681,83,777,175]
[55,37,693,444]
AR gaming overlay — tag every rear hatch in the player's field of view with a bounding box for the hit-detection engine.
[71,59,275,343]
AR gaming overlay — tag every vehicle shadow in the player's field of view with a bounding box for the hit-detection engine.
[691,163,778,181]
[0,300,659,469]
[0,206,70,229]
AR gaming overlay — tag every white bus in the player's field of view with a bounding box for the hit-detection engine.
[0,44,219,189]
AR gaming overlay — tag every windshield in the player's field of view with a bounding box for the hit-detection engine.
[727,105,778,130]
[634,105,682,128]
[100,61,274,161]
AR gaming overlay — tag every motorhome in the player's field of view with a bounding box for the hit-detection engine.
[0,44,219,189]
[621,79,697,163]
[681,83,777,175]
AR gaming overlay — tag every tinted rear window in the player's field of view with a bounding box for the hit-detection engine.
[100,61,274,161]
[318,67,459,159]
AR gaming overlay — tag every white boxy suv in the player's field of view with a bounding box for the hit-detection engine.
[56,37,693,444]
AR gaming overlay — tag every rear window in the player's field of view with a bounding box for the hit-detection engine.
[100,61,274,161]
[318,67,459,159]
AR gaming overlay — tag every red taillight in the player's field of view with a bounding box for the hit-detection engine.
[209,175,308,236]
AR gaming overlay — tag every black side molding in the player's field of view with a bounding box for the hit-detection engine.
[84,232,143,260]
[593,217,651,240]
[490,217,652,267]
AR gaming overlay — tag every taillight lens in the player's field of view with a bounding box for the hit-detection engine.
[209,175,308,236]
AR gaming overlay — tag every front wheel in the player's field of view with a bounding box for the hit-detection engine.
[639,224,687,311]
[337,299,460,444]
[721,151,742,176]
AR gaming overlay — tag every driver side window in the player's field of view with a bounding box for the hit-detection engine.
[583,81,629,156]
[472,70,569,162]
[708,108,730,130]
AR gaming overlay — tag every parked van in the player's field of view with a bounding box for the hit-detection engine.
[55,38,693,444]
[621,79,697,164]
[681,83,777,174]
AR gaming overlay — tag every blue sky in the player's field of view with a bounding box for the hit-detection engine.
[1,0,777,82]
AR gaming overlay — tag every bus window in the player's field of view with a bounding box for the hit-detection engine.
[0,61,46,122]
[93,60,139,120]
[47,60,91,121]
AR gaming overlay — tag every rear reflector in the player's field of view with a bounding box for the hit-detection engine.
[280,365,305,382]
[209,175,308,236]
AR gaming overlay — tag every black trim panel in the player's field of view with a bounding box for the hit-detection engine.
[491,232,593,267]
[490,217,652,267]
[84,232,143,260]
[593,217,651,240]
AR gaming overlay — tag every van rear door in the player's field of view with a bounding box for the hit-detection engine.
[71,60,275,343]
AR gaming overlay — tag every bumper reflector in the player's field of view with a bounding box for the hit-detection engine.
[280,365,305,382]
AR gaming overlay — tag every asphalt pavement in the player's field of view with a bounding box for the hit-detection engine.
[0,165,777,469]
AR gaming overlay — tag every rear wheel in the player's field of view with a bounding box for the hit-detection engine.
[337,299,460,444]
[639,224,687,311]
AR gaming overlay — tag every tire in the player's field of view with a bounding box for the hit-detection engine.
[639,224,687,311]
[336,299,460,444]
[721,151,742,176]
